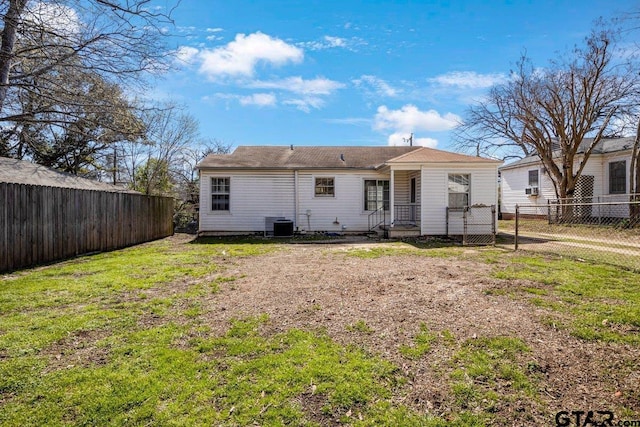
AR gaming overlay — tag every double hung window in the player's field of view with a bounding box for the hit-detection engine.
[448,174,470,208]
[364,180,389,211]
[211,177,230,211]
[315,177,335,196]
[609,161,626,194]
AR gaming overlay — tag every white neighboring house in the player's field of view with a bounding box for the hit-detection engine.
[196,145,501,236]
[500,137,635,219]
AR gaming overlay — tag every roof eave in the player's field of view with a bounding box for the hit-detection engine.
[197,165,381,171]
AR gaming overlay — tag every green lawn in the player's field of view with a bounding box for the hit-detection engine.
[1,236,639,426]
[494,255,640,344]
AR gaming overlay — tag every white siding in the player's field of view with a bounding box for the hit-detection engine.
[200,163,498,235]
[598,154,632,218]
[199,169,390,233]
[500,165,553,215]
[421,165,498,235]
[393,170,411,204]
[501,152,632,217]
[200,171,295,232]
[297,170,388,232]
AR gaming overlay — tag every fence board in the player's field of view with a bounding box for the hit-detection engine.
[0,183,173,272]
[0,184,5,271]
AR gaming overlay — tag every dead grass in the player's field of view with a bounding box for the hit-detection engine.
[1,234,638,425]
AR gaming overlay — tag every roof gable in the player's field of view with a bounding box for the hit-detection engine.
[387,147,502,164]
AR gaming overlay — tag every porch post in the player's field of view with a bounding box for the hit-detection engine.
[390,168,395,226]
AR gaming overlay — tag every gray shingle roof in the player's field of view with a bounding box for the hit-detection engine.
[387,147,501,164]
[197,145,498,170]
[500,137,635,170]
[0,157,138,193]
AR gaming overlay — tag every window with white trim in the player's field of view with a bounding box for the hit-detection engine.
[211,177,230,211]
[609,161,626,194]
[448,174,470,208]
[314,177,335,196]
[364,179,389,211]
[528,170,539,187]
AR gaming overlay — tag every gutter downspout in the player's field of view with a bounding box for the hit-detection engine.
[294,170,299,230]
[420,165,425,235]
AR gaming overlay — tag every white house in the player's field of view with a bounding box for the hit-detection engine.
[500,137,636,218]
[196,146,501,237]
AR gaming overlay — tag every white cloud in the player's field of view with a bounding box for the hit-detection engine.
[175,46,200,65]
[206,27,223,33]
[387,132,438,148]
[248,76,344,95]
[198,32,303,78]
[177,26,197,33]
[283,96,325,113]
[239,93,277,107]
[299,35,365,51]
[374,104,460,133]
[324,117,371,126]
[353,75,399,97]
[207,92,277,108]
[248,77,345,112]
[324,36,346,48]
[373,105,460,147]
[428,71,507,89]
[25,2,81,35]
[300,36,342,50]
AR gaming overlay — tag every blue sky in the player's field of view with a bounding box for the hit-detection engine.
[155,0,638,152]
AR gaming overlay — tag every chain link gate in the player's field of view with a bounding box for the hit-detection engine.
[446,205,496,245]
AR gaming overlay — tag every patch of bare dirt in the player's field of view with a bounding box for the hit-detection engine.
[191,238,640,424]
[44,329,112,373]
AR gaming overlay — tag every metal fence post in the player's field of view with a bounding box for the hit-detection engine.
[445,207,449,237]
[463,206,468,246]
[515,204,519,251]
[491,205,496,245]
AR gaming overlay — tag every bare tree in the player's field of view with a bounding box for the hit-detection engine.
[124,103,200,196]
[172,138,232,231]
[0,0,177,124]
[455,27,640,201]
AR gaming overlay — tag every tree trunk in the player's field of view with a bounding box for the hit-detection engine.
[0,0,28,114]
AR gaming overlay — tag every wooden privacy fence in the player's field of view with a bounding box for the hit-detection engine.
[0,183,174,272]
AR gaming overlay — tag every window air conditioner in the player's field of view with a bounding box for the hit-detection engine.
[525,187,539,196]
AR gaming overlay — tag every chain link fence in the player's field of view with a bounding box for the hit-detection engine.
[499,199,640,271]
[446,205,496,245]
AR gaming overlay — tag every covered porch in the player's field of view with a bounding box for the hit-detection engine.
[368,168,422,238]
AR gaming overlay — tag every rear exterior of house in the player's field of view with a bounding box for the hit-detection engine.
[500,138,635,219]
[197,146,501,236]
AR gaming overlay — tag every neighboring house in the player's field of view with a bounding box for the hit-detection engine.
[196,145,501,236]
[500,137,636,219]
